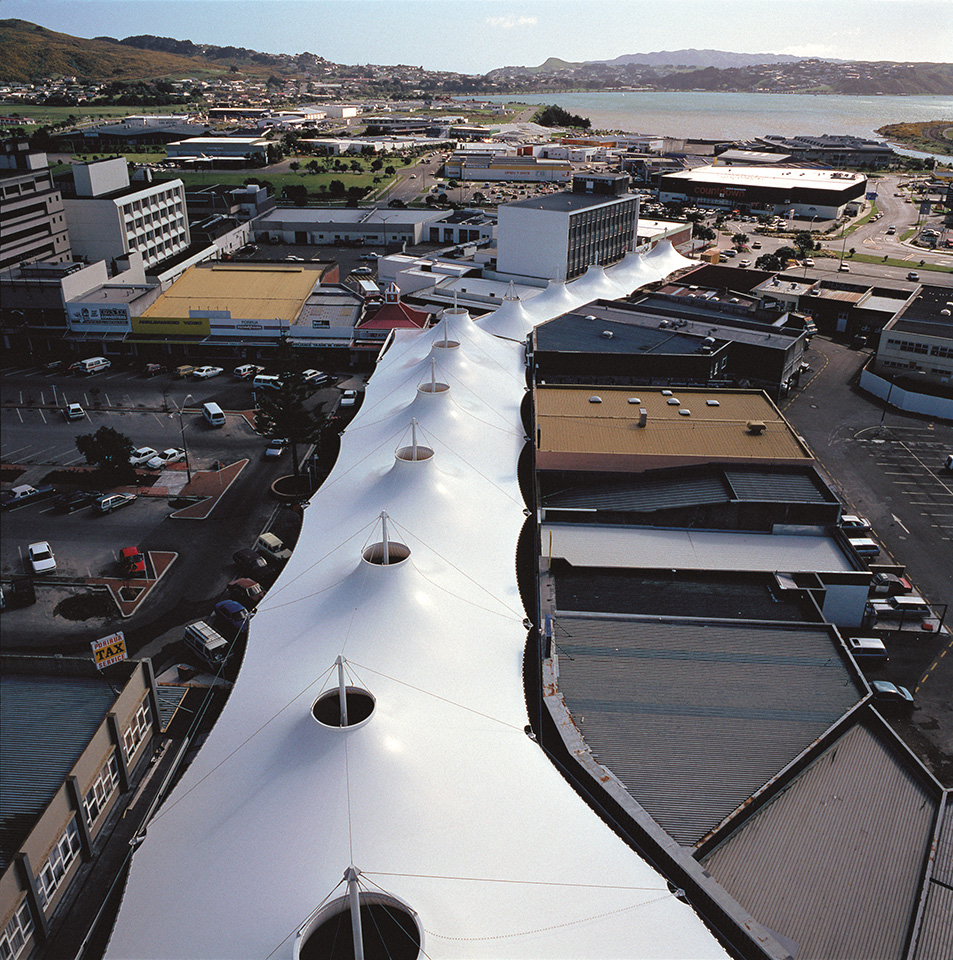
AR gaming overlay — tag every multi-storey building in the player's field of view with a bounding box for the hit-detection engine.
[0,142,71,270]
[496,174,640,282]
[60,158,190,271]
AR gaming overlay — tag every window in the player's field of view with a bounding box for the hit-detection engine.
[36,820,82,909]
[83,753,120,827]
[123,700,151,760]
[0,900,34,960]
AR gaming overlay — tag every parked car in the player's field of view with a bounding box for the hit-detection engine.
[174,365,195,379]
[352,266,373,276]
[301,369,331,386]
[28,541,56,574]
[129,446,159,467]
[52,489,101,514]
[870,680,914,714]
[738,259,751,268]
[146,448,185,470]
[233,548,269,576]
[256,533,292,564]
[93,493,137,514]
[264,438,288,459]
[803,258,815,267]
[907,271,920,282]
[339,389,358,408]
[869,595,931,619]
[838,263,851,272]
[141,363,164,377]
[839,514,871,532]
[227,577,265,609]
[847,536,880,557]
[869,572,913,596]
[65,402,85,421]
[213,599,253,636]
[119,546,146,576]
[846,637,888,663]
[192,366,224,380]
[1,483,56,510]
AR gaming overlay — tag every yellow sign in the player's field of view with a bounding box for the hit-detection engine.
[92,631,127,669]
[131,316,211,336]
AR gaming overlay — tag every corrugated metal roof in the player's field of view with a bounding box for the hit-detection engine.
[544,475,730,512]
[0,675,116,869]
[553,616,863,846]
[725,469,832,503]
[536,386,811,463]
[702,720,940,960]
[913,798,953,960]
[155,685,190,733]
[542,523,854,573]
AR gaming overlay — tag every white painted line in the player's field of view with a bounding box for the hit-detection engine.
[63,455,86,466]
[105,393,112,405]
[40,391,45,405]
[892,514,911,534]
[16,408,23,423]
[38,409,47,424]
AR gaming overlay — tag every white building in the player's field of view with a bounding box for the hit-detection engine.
[496,175,640,282]
[62,158,190,271]
[165,136,269,161]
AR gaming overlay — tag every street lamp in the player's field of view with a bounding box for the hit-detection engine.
[177,394,193,483]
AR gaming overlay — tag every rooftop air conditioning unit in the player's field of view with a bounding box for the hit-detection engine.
[600,330,614,338]
[747,420,766,435]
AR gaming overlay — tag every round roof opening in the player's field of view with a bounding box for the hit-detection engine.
[395,444,434,462]
[433,338,460,349]
[312,687,376,728]
[362,541,411,565]
[297,892,421,960]
[417,381,449,395]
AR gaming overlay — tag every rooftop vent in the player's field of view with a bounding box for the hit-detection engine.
[600,330,614,339]
[362,511,411,566]
[627,397,641,404]
[667,397,680,405]
[747,420,767,435]
[585,314,597,321]
[589,395,602,403]
[395,419,433,463]
[638,408,648,427]
[706,399,720,407]
[661,389,673,396]
[417,358,449,395]
[679,408,691,416]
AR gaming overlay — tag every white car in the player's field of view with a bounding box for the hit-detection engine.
[129,446,159,467]
[28,541,56,574]
[146,448,186,470]
[339,389,358,408]
[65,403,85,420]
[192,366,224,380]
[839,514,871,532]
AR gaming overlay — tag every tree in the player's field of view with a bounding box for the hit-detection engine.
[776,246,798,263]
[289,161,300,172]
[254,343,324,480]
[76,426,136,483]
[384,165,396,176]
[695,225,716,242]
[370,158,383,172]
[793,230,814,255]
[755,252,783,271]
[328,179,346,197]
[732,232,749,250]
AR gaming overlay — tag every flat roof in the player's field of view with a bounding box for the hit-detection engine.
[536,386,812,469]
[663,165,865,191]
[503,191,636,214]
[703,717,941,960]
[259,207,438,225]
[890,285,953,339]
[629,298,800,346]
[140,263,324,321]
[541,523,854,573]
[552,615,863,845]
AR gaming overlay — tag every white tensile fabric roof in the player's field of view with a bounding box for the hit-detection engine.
[474,285,536,341]
[643,239,697,275]
[605,251,665,293]
[106,308,726,958]
[521,278,588,322]
[566,264,629,302]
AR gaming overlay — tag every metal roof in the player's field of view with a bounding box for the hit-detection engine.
[552,616,863,846]
[724,469,833,503]
[544,474,729,513]
[0,675,116,869]
[542,523,854,573]
[702,719,941,960]
[535,312,719,356]
[914,799,953,960]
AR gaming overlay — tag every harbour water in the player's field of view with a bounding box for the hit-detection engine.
[475,91,953,143]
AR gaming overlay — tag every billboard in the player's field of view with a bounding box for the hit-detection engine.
[67,302,131,334]
[92,631,127,669]
[131,315,211,337]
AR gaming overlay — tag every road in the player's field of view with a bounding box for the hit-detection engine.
[783,337,953,782]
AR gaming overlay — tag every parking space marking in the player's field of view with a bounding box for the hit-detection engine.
[38,409,46,424]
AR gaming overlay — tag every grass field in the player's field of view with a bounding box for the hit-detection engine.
[0,103,196,123]
[155,169,386,196]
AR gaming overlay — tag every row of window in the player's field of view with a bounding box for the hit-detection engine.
[0,901,34,960]
[885,337,953,359]
[36,820,82,910]
[84,753,121,828]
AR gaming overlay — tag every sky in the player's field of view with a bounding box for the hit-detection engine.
[4,0,953,73]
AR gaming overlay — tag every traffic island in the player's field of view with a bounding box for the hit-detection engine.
[270,473,313,502]
[169,459,248,520]
[89,551,178,618]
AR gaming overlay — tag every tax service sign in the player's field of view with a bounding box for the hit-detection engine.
[91,631,127,670]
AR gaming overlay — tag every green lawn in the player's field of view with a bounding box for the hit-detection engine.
[69,151,169,164]
[0,103,195,123]
[156,169,386,196]
[827,251,951,272]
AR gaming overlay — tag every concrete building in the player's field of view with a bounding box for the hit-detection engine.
[750,134,897,168]
[444,152,573,183]
[0,657,163,960]
[497,174,640,282]
[659,165,867,218]
[0,143,71,270]
[875,285,953,386]
[60,159,190,271]
[164,136,269,162]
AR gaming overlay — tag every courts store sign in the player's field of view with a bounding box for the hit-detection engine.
[67,303,132,333]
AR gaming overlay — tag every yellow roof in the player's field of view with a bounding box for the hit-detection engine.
[536,386,811,469]
[141,263,325,322]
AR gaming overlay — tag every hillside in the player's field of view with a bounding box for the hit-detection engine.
[595,49,805,69]
[0,19,220,81]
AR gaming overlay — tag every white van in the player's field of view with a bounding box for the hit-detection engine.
[202,401,226,427]
[846,637,888,662]
[233,364,257,380]
[183,620,230,668]
[253,374,281,392]
[76,356,111,375]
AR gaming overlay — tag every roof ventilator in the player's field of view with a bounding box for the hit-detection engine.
[395,418,434,463]
[362,510,411,566]
[417,357,449,395]
[747,420,767,435]
[312,657,376,729]
[433,311,460,350]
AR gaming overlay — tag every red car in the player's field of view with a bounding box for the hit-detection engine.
[119,546,146,576]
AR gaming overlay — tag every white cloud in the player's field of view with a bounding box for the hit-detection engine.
[485,15,539,29]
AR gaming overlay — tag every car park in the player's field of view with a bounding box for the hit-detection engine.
[233,548,269,576]
[192,366,224,380]
[52,489,101,514]
[28,541,56,574]
[119,546,146,576]
[145,448,185,470]
[93,493,137,514]
[129,446,159,467]
[65,402,85,421]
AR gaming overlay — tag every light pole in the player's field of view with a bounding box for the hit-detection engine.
[178,394,193,483]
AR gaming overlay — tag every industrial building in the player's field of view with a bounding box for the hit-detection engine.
[659,165,867,219]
